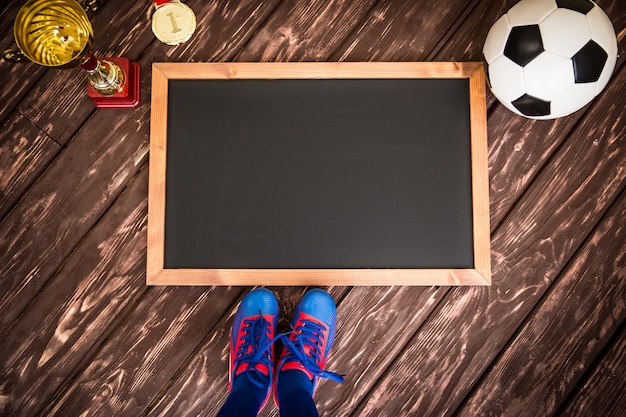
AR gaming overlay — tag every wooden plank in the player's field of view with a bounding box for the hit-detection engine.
[0,67,153,337]
[351,62,626,417]
[0,112,60,220]
[1,2,622,417]
[428,0,496,61]
[308,286,451,417]
[167,0,284,62]
[331,0,474,61]
[455,189,626,416]
[150,60,484,78]
[235,0,376,61]
[486,106,577,229]
[429,0,517,108]
[144,298,236,417]
[557,323,626,417]
[0,0,285,338]
[45,285,242,416]
[0,168,151,416]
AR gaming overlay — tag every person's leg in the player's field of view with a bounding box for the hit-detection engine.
[216,389,264,417]
[276,370,319,417]
[275,289,344,417]
[216,288,279,417]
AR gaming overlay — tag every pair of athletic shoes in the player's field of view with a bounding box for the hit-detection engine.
[229,288,344,409]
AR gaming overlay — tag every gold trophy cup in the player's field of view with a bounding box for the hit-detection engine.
[6,0,140,107]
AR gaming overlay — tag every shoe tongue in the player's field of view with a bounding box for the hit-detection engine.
[235,362,270,376]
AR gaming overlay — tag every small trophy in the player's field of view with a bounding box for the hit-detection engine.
[5,0,140,108]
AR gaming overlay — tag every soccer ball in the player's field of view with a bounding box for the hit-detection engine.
[483,0,618,119]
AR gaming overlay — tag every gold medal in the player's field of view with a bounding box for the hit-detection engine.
[152,0,196,46]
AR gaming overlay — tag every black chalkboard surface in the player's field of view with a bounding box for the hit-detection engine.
[148,63,490,285]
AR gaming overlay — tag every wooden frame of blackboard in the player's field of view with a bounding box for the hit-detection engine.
[148,62,490,286]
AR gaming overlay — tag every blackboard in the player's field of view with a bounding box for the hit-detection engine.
[148,63,490,285]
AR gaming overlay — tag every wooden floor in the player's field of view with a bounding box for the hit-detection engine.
[1,0,625,416]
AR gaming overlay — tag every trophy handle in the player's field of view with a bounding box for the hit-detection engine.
[84,0,100,19]
[2,49,28,63]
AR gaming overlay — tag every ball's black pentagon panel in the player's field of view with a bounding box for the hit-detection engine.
[505,25,544,66]
[556,0,594,14]
[573,40,608,83]
[512,93,551,116]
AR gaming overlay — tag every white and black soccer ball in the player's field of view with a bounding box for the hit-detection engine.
[483,0,618,119]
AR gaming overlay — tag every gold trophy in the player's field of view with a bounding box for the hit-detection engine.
[5,0,140,107]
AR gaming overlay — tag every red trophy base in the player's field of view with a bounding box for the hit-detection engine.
[87,57,140,108]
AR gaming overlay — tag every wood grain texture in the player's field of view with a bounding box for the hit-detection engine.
[314,286,450,417]
[0,167,150,417]
[427,0,492,61]
[430,0,517,109]
[145,306,234,417]
[0,64,153,336]
[468,65,490,283]
[150,61,483,79]
[0,1,624,416]
[149,268,490,286]
[162,0,283,62]
[486,106,579,230]
[332,0,474,61]
[0,112,60,220]
[456,190,626,416]
[46,285,242,416]
[146,63,168,283]
[557,323,626,417]
[235,0,376,61]
[352,62,626,417]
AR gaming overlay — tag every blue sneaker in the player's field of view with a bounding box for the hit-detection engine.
[229,288,279,410]
[275,289,344,407]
